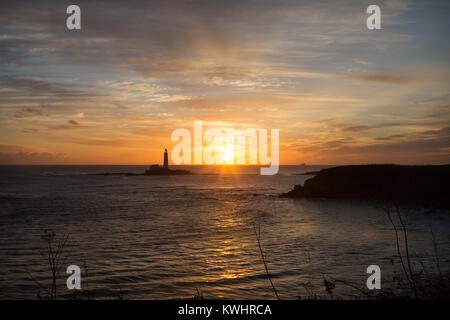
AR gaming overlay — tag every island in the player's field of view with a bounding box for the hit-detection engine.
[94,149,192,176]
[144,149,191,175]
[281,164,450,209]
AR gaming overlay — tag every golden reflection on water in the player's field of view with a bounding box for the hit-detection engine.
[204,245,249,282]
[215,165,242,183]
[203,210,252,282]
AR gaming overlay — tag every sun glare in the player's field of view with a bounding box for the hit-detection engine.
[222,147,234,163]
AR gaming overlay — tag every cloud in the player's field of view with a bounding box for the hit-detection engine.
[14,107,46,118]
[0,76,105,102]
[0,144,67,164]
[374,134,406,141]
[0,0,448,164]
[427,105,450,119]
[343,73,417,84]
[46,123,84,130]
[59,137,135,147]
[0,151,66,164]
[294,126,450,164]
[22,128,39,134]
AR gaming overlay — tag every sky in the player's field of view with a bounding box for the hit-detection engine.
[0,0,449,165]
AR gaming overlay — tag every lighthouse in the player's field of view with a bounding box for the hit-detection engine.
[145,148,190,175]
[163,148,169,169]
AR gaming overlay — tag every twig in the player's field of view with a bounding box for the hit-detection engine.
[253,224,280,300]
[385,206,412,288]
[429,226,442,277]
[395,205,418,299]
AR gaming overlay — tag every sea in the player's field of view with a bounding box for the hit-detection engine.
[1,165,449,299]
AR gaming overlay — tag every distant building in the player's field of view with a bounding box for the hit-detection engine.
[163,148,169,169]
[144,148,190,175]
[145,164,159,172]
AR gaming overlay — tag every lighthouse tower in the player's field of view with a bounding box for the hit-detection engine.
[163,148,169,169]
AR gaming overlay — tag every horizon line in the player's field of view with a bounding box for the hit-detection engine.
[1,163,449,166]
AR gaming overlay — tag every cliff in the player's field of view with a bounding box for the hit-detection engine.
[281,164,450,209]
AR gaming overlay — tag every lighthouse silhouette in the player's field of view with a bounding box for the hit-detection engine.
[163,148,169,169]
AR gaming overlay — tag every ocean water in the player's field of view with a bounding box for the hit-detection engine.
[0,165,449,300]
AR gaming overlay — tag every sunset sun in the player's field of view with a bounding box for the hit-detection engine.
[222,147,234,163]
[1,0,449,304]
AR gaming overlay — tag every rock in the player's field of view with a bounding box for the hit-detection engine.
[281,164,450,209]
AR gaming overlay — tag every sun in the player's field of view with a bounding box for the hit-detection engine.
[222,147,234,163]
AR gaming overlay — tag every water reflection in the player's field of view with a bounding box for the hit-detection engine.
[1,166,450,299]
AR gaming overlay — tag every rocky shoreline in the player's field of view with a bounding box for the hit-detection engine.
[281,164,450,210]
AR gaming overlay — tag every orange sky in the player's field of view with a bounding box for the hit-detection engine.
[0,0,449,165]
